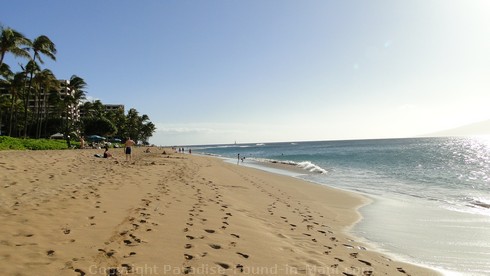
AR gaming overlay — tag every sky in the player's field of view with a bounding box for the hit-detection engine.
[2,0,489,145]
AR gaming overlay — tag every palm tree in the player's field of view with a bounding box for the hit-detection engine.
[141,120,156,145]
[0,26,31,68]
[92,100,106,118]
[125,108,140,142]
[0,64,13,135]
[22,60,39,137]
[32,69,58,138]
[61,75,86,147]
[24,35,56,137]
[0,62,12,78]
[7,72,27,136]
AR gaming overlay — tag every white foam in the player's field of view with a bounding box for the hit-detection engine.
[297,161,328,174]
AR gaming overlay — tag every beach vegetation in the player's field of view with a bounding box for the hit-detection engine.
[0,136,72,150]
[82,117,117,137]
[23,35,57,138]
[0,26,31,67]
[0,24,156,146]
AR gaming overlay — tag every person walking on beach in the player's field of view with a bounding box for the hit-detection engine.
[237,153,240,165]
[124,137,135,161]
[79,136,85,149]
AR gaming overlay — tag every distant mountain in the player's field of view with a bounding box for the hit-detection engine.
[426,119,490,137]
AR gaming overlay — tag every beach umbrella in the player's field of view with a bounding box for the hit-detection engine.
[86,135,106,142]
[50,132,64,139]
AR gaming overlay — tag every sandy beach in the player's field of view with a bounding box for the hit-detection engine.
[0,148,439,275]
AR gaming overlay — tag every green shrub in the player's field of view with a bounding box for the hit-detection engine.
[0,137,72,150]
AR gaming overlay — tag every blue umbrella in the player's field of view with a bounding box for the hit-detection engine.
[87,135,106,141]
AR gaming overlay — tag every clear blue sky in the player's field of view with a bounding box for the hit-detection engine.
[2,0,489,145]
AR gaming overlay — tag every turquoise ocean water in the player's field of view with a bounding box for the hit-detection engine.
[192,137,490,275]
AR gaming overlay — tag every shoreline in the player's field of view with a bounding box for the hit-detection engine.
[216,155,450,274]
[0,148,440,275]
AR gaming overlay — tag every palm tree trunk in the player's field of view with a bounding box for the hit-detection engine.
[40,89,47,138]
[0,101,3,136]
[23,54,38,138]
[0,52,6,68]
[23,71,34,138]
[8,91,17,137]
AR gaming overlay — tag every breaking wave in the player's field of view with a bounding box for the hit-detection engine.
[253,158,328,174]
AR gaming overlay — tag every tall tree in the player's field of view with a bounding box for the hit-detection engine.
[123,108,156,144]
[125,108,140,142]
[105,107,126,138]
[62,75,86,147]
[32,69,58,138]
[0,63,13,135]
[7,72,27,136]
[22,60,39,137]
[0,26,31,68]
[24,35,56,137]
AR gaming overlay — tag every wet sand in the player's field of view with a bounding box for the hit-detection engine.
[0,148,439,275]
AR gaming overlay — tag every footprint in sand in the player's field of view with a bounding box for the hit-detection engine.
[216,263,230,269]
[209,244,221,249]
[107,268,119,276]
[236,252,249,259]
[124,252,137,258]
[121,264,132,272]
[358,260,371,266]
[183,266,192,274]
[397,267,407,273]
[74,268,86,276]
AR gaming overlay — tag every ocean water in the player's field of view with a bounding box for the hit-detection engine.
[192,137,490,275]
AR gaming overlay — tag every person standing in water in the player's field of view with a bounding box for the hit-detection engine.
[124,137,135,161]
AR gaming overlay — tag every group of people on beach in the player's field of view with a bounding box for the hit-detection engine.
[237,153,245,164]
[94,137,135,161]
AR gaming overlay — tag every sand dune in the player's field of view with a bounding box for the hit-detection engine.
[0,148,439,275]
